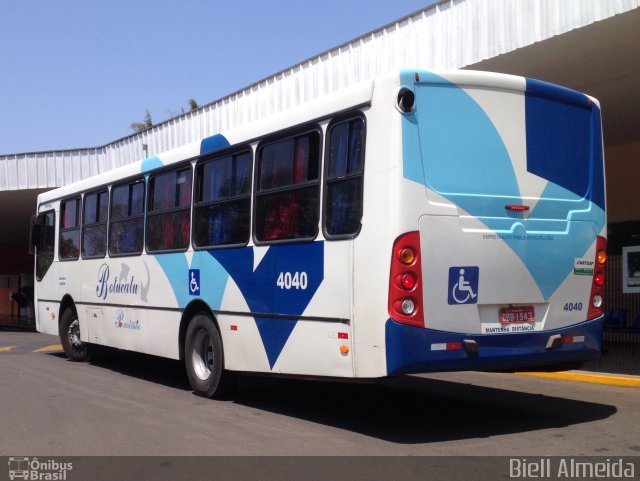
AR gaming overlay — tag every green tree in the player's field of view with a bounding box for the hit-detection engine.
[130,110,153,132]
[189,98,198,111]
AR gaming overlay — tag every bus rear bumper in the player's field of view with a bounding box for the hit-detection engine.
[385,316,604,376]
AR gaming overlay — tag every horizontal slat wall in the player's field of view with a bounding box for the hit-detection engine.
[1,0,638,191]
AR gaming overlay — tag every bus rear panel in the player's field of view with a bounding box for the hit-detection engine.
[385,70,606,375]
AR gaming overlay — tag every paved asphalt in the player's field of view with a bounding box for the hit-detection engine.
[1,329,639,456]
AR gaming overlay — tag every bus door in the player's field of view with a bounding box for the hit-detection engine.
[32,210,58,334]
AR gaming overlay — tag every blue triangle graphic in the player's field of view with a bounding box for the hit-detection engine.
[208,243,323,369]
[254,317,298,368]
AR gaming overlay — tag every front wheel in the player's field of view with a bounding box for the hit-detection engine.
[59,308,92,362]
[185,313,235,399]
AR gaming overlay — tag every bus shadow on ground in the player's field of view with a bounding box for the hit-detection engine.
[52,350,617,444]
[50,349,193,391]
[232,374,617,444]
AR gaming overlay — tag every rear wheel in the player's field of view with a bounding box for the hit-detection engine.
[185,312,235,399]
[59,308,92,362]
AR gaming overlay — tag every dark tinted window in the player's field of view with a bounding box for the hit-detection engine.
[147,168,192,252]
[324,117,365,237]
[255,131,320,242]
[36,211,55,280]
[60,197,80,260]
[82,190,108,258]
[109,180,145,255]
[194,151,252,248]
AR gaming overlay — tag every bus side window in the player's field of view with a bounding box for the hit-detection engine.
[324,116,365,238]
[59,197,81,260]
[255,131,320,243]
[82,190,108,258]
[193,151,251,248]
[109,180,145,256]
[35,211,55,281]
[147,168,192,252]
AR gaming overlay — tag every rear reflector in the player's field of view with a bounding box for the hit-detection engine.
[562,336,585,344]
[431,342,462,351]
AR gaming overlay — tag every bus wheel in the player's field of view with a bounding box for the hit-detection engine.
[59,308,91,362]
[185,313,235,399]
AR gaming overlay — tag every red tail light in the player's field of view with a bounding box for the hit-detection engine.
[587,235,607,320]
[389,231,424,327]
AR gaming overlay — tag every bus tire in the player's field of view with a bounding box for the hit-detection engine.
[59,308,92,362]
[185,313,235,399]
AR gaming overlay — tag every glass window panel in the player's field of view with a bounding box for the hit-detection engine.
[328,122,349,179]
[176,169,192,207]
[109,218,144,255]
[347,119,364,174]
[328,118,364,179]
[98,191,108,222]
[60,230,80,259]
[325,178,363,236]
[83,190,108,258]
[131,182,144,216]
[150,169,191,213]
[39,212,55,254]
[325,117,365,238]
[36,211,55,280]
[152,172,175,212]
[260,139,293,190]
[293,133,320,184]
[111,184,130,220]
[62,199,79,229]
[86,190,109,225]
[202,156,232,201]
[255,187,318,241]
[234,152,252,195]
[199,153,250,203]
[82,224,107,258]
[292,136,309,184]
[193,199,250,247]
[83,193,98,225]
[147,210,190,251]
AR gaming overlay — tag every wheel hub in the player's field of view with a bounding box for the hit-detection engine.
[192,329,214,381]
[67,319,82,347]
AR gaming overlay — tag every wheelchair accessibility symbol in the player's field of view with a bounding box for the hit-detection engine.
[189,269,200,296]
[448,266,479,305]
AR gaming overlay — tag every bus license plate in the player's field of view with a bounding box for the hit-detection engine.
[499,306,535,324]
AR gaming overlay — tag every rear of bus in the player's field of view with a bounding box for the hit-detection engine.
[385,70,606,374]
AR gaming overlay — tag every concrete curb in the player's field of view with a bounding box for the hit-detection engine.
[516,370,640,388]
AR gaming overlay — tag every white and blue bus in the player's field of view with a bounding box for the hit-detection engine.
[32,69,607,398]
